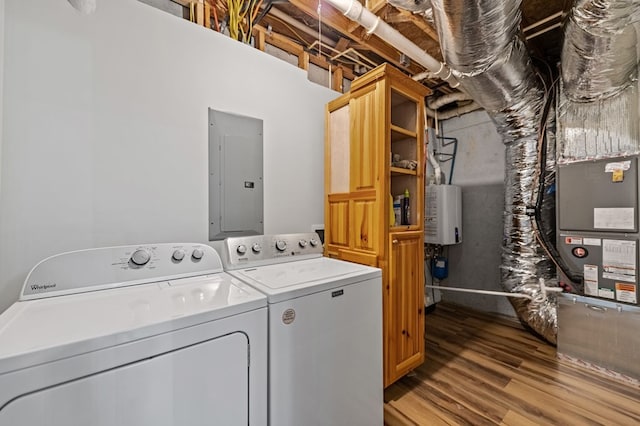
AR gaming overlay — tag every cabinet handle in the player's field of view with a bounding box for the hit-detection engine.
[392,239,398,244]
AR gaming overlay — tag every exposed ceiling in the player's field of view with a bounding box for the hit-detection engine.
[176,0,570,96]
[259,0,570,93]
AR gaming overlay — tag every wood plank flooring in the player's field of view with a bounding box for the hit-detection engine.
[384,303,640,425]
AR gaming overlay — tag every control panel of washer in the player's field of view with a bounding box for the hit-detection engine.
[223,233,323,269]
[21,243,222,300]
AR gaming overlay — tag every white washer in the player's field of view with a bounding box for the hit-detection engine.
[221,233,383,426]
[0,243,267,426]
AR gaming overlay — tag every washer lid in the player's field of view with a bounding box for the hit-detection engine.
[0,273,265,375]
[229,257,381,303]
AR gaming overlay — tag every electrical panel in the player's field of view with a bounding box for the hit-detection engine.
[425,184,462,245]
[556,156,639,305]
[208,109,264,241]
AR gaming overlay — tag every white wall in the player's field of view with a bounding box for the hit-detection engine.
[0,0,337,313]
[430,110,516,317]
[0,0,4,211]
[433,110,504,186]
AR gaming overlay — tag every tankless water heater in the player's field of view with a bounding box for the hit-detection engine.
[425,184,462,245]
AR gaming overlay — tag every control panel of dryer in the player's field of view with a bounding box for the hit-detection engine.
[223,233,323,269]
[21,243,222,300]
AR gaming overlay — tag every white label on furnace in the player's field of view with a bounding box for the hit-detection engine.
[565,237,583,245]
[583,238,601,246]
[598,288,615,299]
[594,208,635,230]
[615,283,637,304]
[604,160,631,172]
[583,264,599,296]
[602,239,636,283]
[583,264,598,282]
[585,282,598,296]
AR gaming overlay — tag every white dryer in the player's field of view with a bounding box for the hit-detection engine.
[0,243,267,426]
[221,233,383,426]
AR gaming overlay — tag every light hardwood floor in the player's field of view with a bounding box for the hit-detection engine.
[384,303,640,425]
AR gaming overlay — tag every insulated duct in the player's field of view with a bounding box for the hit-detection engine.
[428,0,558,343]
[562,0,640,102]
[559,0,640,163]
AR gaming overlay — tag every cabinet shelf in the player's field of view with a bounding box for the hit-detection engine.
[390,167,417,176]
[390,225,421,232]
[391,124,417,141]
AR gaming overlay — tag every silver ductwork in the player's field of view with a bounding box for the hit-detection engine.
[559,0,640,163]
[428,0,558,343]
[562,0,640,102]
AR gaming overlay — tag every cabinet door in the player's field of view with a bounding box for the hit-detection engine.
[385,231,425,386]
[350,82,383,193]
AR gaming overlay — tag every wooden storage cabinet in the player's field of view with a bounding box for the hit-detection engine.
[324,64,430,387]
[387,231,425,383]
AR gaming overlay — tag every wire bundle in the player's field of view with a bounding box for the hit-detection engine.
[227,0,263,42]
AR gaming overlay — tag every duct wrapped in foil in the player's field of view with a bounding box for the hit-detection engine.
[505,107,559,344]
[430,0,522,74]
[557,80,640,163]
[428,0,558,343]
[562,0,640,102]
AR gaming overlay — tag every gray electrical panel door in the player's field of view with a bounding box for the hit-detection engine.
[557,157,638,232]
[209,109,263,241]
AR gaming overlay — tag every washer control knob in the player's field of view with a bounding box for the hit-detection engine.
[309,239,320,247]
[192,248,205,260]
[131,249,151,266]
[236,244,247,255]
[252,243,262,253]
[275,240,287,252]
[172,249,186,262]
[299,240,308,248]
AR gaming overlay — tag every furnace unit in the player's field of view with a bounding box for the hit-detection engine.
[556,155,639,305]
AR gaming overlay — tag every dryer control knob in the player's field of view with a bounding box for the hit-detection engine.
[172,249,186,262]
[309,239,319,247]
[275,240,287,252]
[298,240,308,248]
[131,249,151,266]
[236,245,247,255]
[192,248,205,260]
[252,243,262,253]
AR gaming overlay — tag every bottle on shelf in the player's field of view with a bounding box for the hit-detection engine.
[401,189,410,225]
[393,196,402,226]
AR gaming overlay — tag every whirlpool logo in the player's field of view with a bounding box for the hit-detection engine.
[31,283,57,292]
